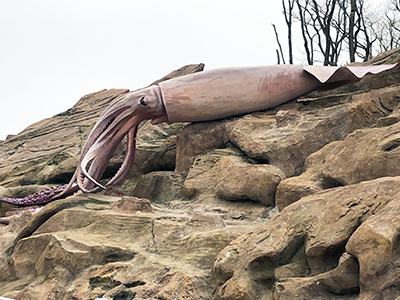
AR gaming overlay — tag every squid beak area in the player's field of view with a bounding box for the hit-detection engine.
[77,113,142,193]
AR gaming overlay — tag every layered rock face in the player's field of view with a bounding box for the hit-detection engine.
[1,48,400,300]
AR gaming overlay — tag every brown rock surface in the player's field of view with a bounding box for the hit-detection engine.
[183,149,285,206]
[212,177,400,299]
[0,194,255,299]
[346,193,400,300]
[276,107,400,210]
[133,171,185,203]
[1,48,400,299]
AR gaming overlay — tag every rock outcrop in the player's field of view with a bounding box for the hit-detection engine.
[213,177,400,300]
[1,48,400,300]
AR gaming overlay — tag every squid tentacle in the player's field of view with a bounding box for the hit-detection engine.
[77,125,138,191]
[106,126,138,186]
[0,184,76,206]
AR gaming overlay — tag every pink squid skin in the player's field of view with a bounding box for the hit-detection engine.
[0,63,397,209]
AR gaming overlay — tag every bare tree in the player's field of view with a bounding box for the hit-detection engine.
[282,0,296,64]
[353,0,375,61]
[296,0,316,64]
[377,0,400,52]
[272,23,286,64]
[335,0,371,62]
[295,0,349,65]
[279,0,400,65]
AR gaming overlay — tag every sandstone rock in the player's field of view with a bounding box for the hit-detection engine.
[132,171,185,203]
[229,87,396,177]
[176,119,234,173]
[141,135,178,173]
[183,148,285,207]
[321,123,400,185]
[129,121,187,177]
[377,106,400,127]
[5,135,16,141]
[215,156,285,206]
[273,253,359,300]
[149,63,205,86]
[346,192,400,300]
[275,176,321,211]
[63,257,212,300]
[276,112,400,210]
[0,193,254,299]
[109,196,153,213]
[212,177,400,299]
[183,148,242,199]
[177,68,400,212]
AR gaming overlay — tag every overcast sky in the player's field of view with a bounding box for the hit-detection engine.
[0,0,290,140]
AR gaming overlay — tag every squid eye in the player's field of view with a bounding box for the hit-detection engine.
[140,97,147,106]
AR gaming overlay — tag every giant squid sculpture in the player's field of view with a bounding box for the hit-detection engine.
[0,64,396,207]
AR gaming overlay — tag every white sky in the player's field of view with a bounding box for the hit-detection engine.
[0,0,288,140]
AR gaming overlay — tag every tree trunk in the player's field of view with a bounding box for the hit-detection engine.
[349,0,357,62]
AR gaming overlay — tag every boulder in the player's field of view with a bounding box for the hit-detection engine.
[215,156,285,206]
[183,148,285,207]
